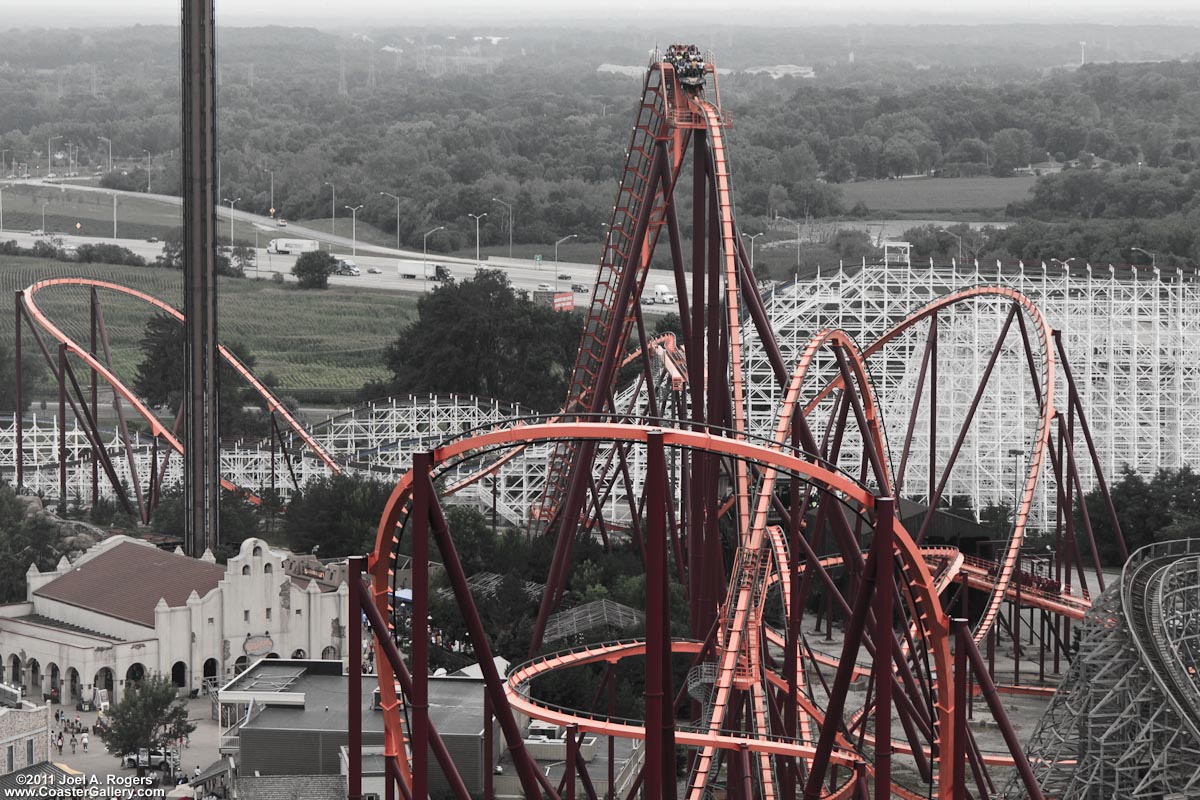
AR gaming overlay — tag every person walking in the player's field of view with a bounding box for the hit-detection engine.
[56,732,63,755]
[81,732,88,753]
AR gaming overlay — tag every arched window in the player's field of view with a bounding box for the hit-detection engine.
[241,565,251,575]
[264,563,273,575]
[252,545,263,557]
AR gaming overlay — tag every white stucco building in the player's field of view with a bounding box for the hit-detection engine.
[0,536,349,704]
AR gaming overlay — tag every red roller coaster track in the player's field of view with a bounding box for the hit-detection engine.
[357,47,1126,800]
[14,277,341,523]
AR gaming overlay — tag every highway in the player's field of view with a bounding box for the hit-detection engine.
[1,178,689,306]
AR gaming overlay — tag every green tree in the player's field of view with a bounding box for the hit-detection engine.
[132,312,270,437]
[95,673,196,758]
[0,483,62,602]
[283,473,394,558]
[991,128,1034,172]
[0,341,48,416]
[148,486,262,558]
[375,270,582,412]
[292,250,337,289]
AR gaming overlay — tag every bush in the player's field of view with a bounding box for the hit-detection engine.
[75,243,146,266]
[292,250,337,289]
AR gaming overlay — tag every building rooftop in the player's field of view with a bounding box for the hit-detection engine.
[0,763,73,793]
[10,613,125,643]
[234,775,344,800]
[34,540,224,627]
[229,659,487,738]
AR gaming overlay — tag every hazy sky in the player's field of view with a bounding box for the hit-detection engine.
[8,0,1200,28]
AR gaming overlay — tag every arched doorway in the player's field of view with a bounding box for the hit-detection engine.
[233,656,248,675]
[65,668,80,704]
[265,653,279,659]
[46,663,60,702]
[170,662,187,689]
[26,659,40,696]
[291,649,306,659]
[203,658,218,688]
[93,668,114,703]
[321,646,337,659]
[124,663,145,698]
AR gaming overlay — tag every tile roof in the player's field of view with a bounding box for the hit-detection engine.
[34,541,225,627]
[234,775,345,800]
[0,763,73,792]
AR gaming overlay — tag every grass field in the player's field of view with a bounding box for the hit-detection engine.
[839,175,1036,214]
[1,183,183,242]
[1,257,415,400]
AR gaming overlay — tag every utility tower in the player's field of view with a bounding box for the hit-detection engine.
[181,0,221,557]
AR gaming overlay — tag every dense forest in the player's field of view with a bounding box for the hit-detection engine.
[2,24,1200,264]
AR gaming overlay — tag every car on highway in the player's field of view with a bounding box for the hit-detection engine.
[571,284,590,293]
[30,229,44,236]
[334,259,360,276]
[367,267,382,274]
[277,218,287,227]
[147,236,159,243]
[558,272,571,280]
[536,283,553,291]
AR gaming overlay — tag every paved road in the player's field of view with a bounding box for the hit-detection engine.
[1,221,688,308]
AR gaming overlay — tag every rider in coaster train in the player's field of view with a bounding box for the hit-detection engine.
[665,44,705,84]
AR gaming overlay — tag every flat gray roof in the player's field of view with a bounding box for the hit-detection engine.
[237,660,486,737]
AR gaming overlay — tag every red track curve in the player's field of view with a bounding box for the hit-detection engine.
[19,278,342,499]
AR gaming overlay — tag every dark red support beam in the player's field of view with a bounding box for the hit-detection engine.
[348,555,364,800]
[14,292,23,488]
[873,497,893,800]
[411,453,431,800]
[644,431,674,800]
[954,619,1045,800]
[89,288,98,507]
[57,344,67,511]
[420,470,560,800]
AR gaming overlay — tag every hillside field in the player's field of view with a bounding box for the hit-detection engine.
[1,257,414,401]
[840,176,1037,214]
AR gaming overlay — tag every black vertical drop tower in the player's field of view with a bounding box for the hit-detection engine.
[181,0,220,556]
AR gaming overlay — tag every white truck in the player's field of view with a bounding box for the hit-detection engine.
[267,238,319,255]
[650,284,677,304]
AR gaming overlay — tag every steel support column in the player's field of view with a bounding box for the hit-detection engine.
[181,0,221,556]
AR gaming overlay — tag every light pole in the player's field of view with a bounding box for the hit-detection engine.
[380,192,401,250]
[48,135,60,177]
[143,150,151,192]
[41,201,48,233]
[938,228,963,261]
[1050,257,1077,268]
[555,234,577,290]
[1,149,8,176]
[742,231,762,274]
[423,225,445,290]
[468,212,487,266]
[109,193,117,238]
[1131,246,1157,267]
[97,137,112,173]
[0,187,5,233]
[262,168,274,216]
[345,204,363,255]
[492,197,513,258]
[223,197,240,245]
[601,221,623,249]
[776,215,803,267]
[323,182,336,239]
